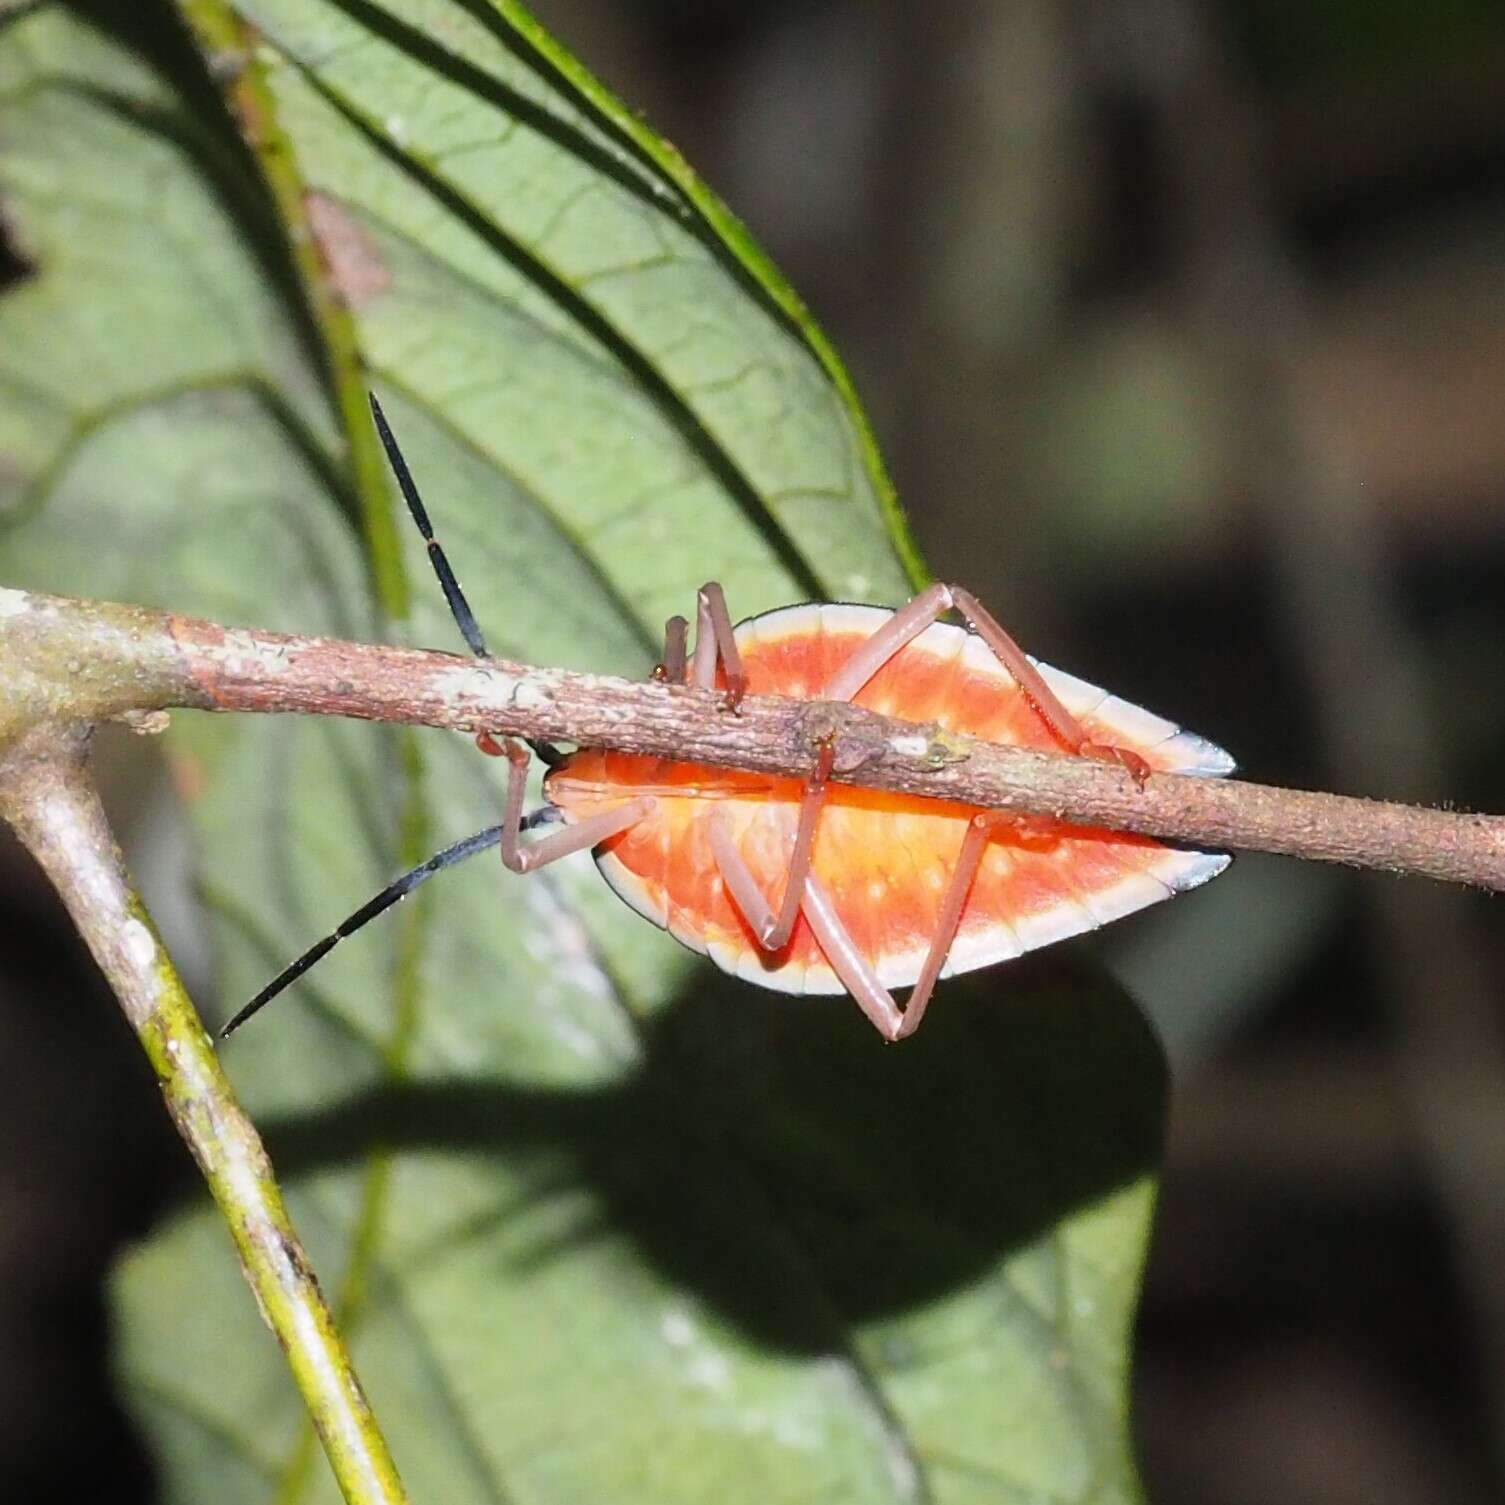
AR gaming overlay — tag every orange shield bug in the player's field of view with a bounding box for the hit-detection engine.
[224,396,1231,1042]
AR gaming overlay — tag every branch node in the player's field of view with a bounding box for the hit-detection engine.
[116,708,171,736]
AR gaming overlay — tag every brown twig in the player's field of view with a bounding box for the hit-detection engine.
[4,583,1504,891]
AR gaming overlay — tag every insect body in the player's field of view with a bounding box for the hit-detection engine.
[548,600,1232,1040]
[223,397,1232,1042]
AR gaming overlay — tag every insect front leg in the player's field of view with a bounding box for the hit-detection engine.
[689,582,747,710]
[495,739,653,873]
[653,615,689,685]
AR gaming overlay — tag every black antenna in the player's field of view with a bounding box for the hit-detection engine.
[368,392,562,767]
[220,823,508,1037]
[222,402,580,1038]
[369,391,489,658]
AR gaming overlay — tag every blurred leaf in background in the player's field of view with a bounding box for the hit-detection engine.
[0,2,1170,1501]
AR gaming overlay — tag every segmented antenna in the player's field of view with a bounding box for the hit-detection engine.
[221,400,579,1037]
[368,391,561,767]
[368,391,489,658]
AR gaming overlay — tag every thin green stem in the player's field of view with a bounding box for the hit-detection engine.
[0,727,409,1505]
[175,0,408,617]
[167,13,437,1494]
[275,1151,397,1505]
[279,740,430,1502]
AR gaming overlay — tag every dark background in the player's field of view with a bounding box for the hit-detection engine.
[4,1,1505,1500]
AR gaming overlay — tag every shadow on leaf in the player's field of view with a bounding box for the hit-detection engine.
[236,953,1166,1354]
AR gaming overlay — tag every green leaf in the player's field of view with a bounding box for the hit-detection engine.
[0,4,1163,1503]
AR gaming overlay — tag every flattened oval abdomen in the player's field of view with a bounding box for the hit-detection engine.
[546,604,1232,994]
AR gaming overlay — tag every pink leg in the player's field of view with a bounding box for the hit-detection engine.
[654,614,689,685]
[824,583,1150,782]
[708,586,955,975]
[798,876,904,1040]
[713,581,1131,1006]
[496,740,652,873]
[799,813,1017,1041]
[690,582,747,709]
[949,586,1150,783]
[711,739,835,949]
[824,583,954,703]
[680,581,836,955]
[891,812,1018,1037]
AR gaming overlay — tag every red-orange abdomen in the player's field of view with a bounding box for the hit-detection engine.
[547,604,1232,993]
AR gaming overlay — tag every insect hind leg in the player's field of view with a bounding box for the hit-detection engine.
[947,586,1150,784]
[798,811,1018,1042]
[824,582,1150,783]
